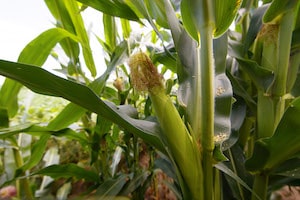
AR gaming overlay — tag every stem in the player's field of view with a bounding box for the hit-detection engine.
[251,173,268,200]
[200,20,215,200]
[214,168,221,200]
[13,147,34,199]
[257,91,274,139]
[272,11,294,127]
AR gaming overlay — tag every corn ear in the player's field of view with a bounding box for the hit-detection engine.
[128,52,203,199]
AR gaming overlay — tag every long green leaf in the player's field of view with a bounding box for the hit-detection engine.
[263,0,299,23]
[48,40,129,130]
[216,163,261,200]
[0,60,165,153]
[44,0,80,60]
[0,124,88,145]
[214,0,242,38]
[0,28,79,117]
[77,0,140,21]
[33,163,99,182]
[63,0,97,76]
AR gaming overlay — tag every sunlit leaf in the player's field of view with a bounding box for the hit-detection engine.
[62,0,97,76]
[44,0,80,59]
[263,0,299,23]
[77,0,139,21]
[180,0,199,42]
[214,0,242,38]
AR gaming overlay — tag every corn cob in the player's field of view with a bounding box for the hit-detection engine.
[128,52,203,200]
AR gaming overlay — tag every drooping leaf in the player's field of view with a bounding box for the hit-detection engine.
[18,28,79,65]
[0,60,166,153]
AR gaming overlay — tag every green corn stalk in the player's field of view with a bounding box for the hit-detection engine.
[128,52,203,200]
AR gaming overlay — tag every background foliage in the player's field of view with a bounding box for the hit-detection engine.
[0,0,300,200]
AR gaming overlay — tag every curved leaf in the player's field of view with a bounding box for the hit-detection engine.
[213,33,233,148]
[44,0,80,57]
[62,0,97,77]
[145,0,169,28]
[180,0,199,42]
[48,40,130,130]
[76,0,139,21]
[0,60,166,153]
[214,0,242,38]
[263,0,299,23]
[236,58,274,92]
[0,28,79,117]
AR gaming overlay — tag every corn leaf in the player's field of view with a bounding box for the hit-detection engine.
[32,163,99,182]
[214,0,242,38]
[213,33,233,148]
[76,0,139,21]
[0,28,79,117]
[48,40,129,130]
[62,0,97,77]
[0,60,166,153]
[263,0,299,23]
[95,174,128,197]
[245,97,300,172]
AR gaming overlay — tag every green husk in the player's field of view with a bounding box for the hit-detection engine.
[128,52,203,200]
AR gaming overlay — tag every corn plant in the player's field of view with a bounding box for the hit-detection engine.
[1,0,300,199]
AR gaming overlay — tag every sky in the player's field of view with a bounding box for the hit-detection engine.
[0,1,106,84]
[0,1,53,62]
